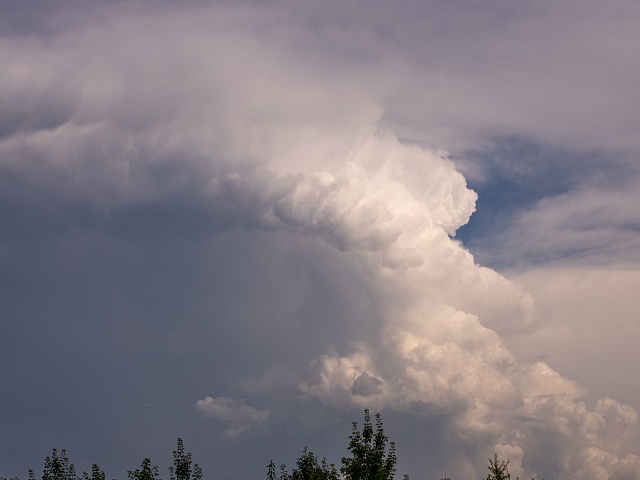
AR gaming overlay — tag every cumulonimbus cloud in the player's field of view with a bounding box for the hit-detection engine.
[1,3,640,479]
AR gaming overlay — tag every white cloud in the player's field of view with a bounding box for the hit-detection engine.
[505,267,640,412]
[195,396,269,423]
[195,396,270,436]
[472,185,640,267]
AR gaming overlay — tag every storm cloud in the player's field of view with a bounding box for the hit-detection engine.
[2,2,640,480]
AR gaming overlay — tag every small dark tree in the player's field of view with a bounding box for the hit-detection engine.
[169,439,202,480]
[290,447,338,480]
[485,454,534,480]
[341,410,401,480]
[279,464,289,480]
[42,449,79,480]
[486,454,511,480]
[270,448,338,480]
[319,458,338,480]
[27,449,105,480]
[128,459,160,480]
[82,465,105,480]
[267,461,277,480]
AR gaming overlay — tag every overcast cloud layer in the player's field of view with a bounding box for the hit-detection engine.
[2,2,640,480]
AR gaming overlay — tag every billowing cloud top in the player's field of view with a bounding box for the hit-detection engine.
[2,2,640,480]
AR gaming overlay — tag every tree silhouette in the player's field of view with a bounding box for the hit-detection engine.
[127,458,160,480]
[169,438,202,480]
[341,410,400,480]
[269,447,338,480]
[486,454,510,480]
[42,449,79,480]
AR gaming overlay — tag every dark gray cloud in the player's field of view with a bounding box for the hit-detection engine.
[350,373,384,397]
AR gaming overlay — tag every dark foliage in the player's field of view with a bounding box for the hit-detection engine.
[341,409,398,480]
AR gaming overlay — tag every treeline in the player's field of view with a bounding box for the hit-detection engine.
[1,410,531,480]
[270,409,404,480]
[266,410,534,480]
[0,438,200,480]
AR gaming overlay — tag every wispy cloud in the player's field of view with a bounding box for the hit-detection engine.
[195,396,269,436]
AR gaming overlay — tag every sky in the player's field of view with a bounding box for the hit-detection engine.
[1,1,640,479]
